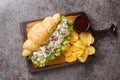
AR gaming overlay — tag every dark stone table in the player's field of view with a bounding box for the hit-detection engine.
[0,0,120,80]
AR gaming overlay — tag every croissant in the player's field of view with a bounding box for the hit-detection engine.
[22,13,61,56]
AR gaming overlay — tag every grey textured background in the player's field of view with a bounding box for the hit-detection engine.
[0,0,120,80]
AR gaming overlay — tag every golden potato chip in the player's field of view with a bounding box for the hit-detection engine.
[73,39,86,49]
[77,51,88,63]
[85,46,95,55]
[65,53,77,62]
[79,32,94,46]
[70,46,83,52]
[63,50,72,57]
[70,30,79,42]
[74,50,84,56]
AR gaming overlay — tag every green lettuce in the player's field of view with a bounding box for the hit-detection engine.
[28,16,73,67]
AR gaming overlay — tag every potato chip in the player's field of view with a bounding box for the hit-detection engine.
[77,51,88,63]
[73,39,86,49]
[64,31,95,63]
[70,46,83,52]
[74,50,84,56]
[85,46,95,55]
[70,30,79,42]
[65,53,77,62]
[79,32,94,46]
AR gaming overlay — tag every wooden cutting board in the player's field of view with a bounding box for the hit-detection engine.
[20,12,85,72]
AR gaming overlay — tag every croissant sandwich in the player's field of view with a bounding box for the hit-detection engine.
[22,13,73,67]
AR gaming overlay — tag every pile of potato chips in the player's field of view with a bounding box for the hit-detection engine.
[62,30,95,63]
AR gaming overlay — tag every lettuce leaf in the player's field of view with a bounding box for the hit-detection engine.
[29,16,73,67]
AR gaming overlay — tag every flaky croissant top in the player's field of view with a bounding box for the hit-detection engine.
[22,13,61,56]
